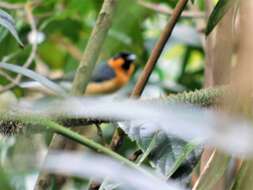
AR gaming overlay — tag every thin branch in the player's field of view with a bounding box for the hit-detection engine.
[131,0,189,97]
[138,0,204,19]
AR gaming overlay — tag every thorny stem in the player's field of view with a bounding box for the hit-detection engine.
[0,86,226,136]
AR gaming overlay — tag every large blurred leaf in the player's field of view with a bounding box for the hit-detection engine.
[0,62,67,96]
[0,9,24,47]
[206,0,237,35]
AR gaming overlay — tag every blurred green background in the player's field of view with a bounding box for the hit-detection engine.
[0,0,207,189]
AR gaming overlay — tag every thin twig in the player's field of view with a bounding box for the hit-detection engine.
[138,0,204,19]
[0,2,38,93]
[131,0,189,97]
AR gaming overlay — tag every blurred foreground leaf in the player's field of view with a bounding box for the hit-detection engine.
[0,9,24,47]
[0,62,67,96]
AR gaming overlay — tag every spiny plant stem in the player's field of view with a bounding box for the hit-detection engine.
[0,86,227,136]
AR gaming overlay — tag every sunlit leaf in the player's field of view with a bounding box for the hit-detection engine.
[0,9,24,47]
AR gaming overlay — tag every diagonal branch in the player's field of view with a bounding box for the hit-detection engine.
[131,0,189,97]
[71,0,118,96]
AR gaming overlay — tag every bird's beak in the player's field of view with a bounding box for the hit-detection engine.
[127,54,136,62]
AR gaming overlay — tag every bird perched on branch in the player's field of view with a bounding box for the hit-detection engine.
[20,52,136,95]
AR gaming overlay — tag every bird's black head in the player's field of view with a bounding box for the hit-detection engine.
[113,52,136,71]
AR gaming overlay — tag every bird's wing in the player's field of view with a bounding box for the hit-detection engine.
[91,62,116,82]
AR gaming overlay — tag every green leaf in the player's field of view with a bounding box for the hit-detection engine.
[167,141,198,178]
[120,121,201,178]
[0,62,67,96]
[206,0,237,35]
[0,9,24,47]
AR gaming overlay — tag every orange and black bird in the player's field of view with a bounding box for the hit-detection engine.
[86,52,136,95]
[20,52,136,95]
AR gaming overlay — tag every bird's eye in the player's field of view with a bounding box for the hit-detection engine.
[121,61,131,71]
